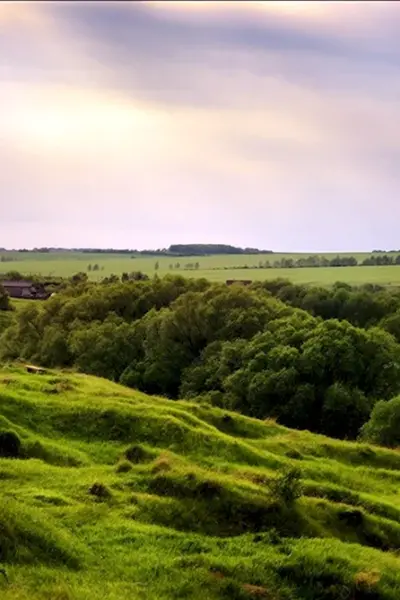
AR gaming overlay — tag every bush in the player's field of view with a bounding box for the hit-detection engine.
[338,508,364,527]
[0,431,21,458]
[360,396,400,447]
[125,444,154,464]
[89,482,111,500]
[285,449,302,460]
[269,467,302,506]
[115,460,132,473]
[0,284,11,311]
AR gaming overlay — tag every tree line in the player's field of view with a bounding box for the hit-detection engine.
[214,255,400,271]
[1,244,273,257]
[167,244,272,256]
[2,274,400,444]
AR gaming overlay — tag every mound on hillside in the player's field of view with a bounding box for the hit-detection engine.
[1,366,400,599]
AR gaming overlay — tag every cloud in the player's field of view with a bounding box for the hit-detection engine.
[1,1,400,251]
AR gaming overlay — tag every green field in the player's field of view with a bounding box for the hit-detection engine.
[2,251,400,286]
[2,366,400,599]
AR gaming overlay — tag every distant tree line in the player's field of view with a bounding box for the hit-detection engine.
[1,244,273,257]
[362,255,400,266]
[213,255,400,271]
[3,274,400,444]
[167,244,273,256]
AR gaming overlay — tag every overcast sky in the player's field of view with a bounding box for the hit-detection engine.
[1,1,399,251]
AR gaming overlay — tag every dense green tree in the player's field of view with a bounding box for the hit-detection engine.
[360,396,400,447]
[379,311,400,343]
[258,278,400,329]
[38,325,72,367]
[69,318,140,381]
[2,273,400,441]
[320,383,372,439]
[180,314,400,438]
[0,303,42,362]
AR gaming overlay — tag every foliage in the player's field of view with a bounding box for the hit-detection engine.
[2,274,400,440]
[168,244,272,255]
[0,284,11,311]
[181,316,400,438]
[360,396,400,447]
[269,466,303,505]
[258,278,400,330]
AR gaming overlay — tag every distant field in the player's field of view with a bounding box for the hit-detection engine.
[2,251,400,286]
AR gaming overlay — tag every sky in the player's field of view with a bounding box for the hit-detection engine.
[1,1,400,252]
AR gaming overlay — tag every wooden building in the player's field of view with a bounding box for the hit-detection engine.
[1,280,50,300]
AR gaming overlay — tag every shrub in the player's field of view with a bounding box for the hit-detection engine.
[269,467,302,506]
[89,482,111,500]
[0,284,11,311]
[115,460,132,473]
[125,444,154,464]
[338,508,364,527]
[0,431,21,458]
[285,449,302,460]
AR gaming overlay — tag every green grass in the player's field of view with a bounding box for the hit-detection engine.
[2,366,400,598]
[3,251,400,286]
[9,299,33,312]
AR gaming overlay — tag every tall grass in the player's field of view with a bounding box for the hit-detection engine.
[1,366,400,598]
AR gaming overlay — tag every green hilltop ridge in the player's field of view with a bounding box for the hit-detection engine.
[1,367,400,598]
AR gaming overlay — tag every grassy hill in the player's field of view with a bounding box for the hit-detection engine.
[1,367,400,599]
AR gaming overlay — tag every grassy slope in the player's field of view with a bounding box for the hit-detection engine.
[3,251,400,286]
[1,368,400,599]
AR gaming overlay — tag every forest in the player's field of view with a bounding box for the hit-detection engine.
[2,274,400,446]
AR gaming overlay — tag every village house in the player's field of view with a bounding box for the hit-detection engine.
[1,280,50,300]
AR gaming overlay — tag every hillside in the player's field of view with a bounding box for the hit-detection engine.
[1,367,400,599]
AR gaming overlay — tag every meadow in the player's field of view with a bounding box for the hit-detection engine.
[3,251,400,286]
[2,365,400,599]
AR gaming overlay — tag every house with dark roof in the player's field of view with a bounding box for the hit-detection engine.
[1,280,50,300]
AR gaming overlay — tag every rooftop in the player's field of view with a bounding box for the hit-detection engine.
[1,280,35,288]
